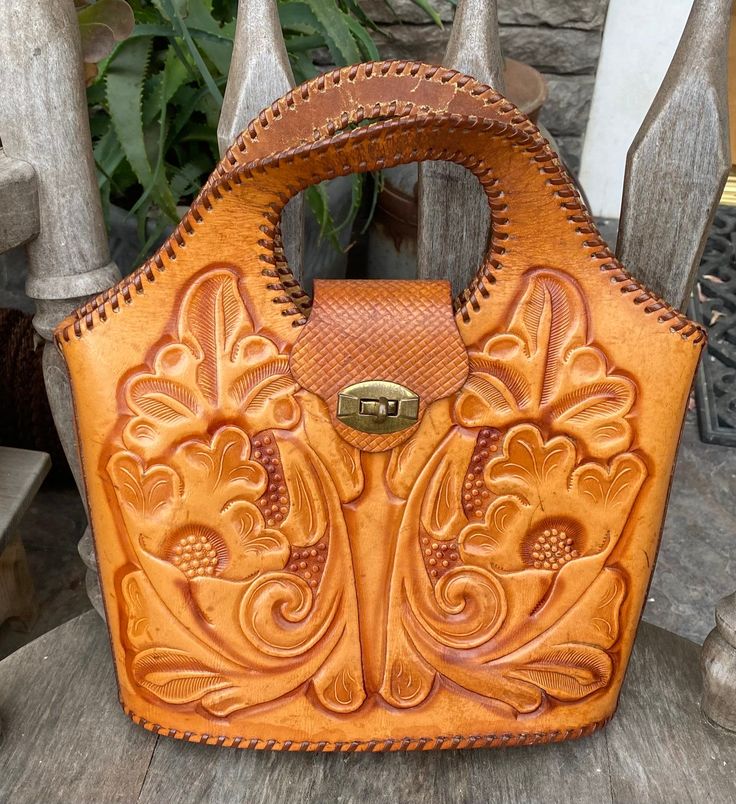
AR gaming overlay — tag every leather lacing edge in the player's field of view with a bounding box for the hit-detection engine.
[124,705,610,752]
[55,60,705,348]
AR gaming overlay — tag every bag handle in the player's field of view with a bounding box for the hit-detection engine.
[218,107,590,321]
[66,63,621,343]
[204,61,538,186]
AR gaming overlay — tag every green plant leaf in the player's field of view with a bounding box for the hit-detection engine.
[279,0,360,65]
[304,0,361,65]
[182,0,235,73]
[154,0,224,102]
[279,2,323,36]
[106,36,154,189]
[343,13,380,60]
[94,121,125,188]
[409,0,443,27]
[131,45,189,217]
[106,36,178,220]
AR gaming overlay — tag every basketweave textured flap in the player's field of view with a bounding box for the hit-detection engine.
[290,279,469,451]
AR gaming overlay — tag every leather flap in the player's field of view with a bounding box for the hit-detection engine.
[290,279,469,452]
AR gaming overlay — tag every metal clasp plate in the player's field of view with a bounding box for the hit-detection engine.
[336,380,419,434]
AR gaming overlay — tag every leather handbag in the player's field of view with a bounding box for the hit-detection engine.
[56,61,703,751]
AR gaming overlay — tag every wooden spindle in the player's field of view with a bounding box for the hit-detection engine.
[0,0,121,615]
[617,0,731,308]
[417,0,505,296]
[218,0,304,280]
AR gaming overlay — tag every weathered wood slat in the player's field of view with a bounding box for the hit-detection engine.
[608,616,736,801]
[0,0,120,338]
[417,0,506,296]
[2,613,734,803]
[0,447,50,550]
[0,150,39,254]
[218,0,304,280]
[0,537,37,632]
[0,612,156,803]
[616,0,731,309]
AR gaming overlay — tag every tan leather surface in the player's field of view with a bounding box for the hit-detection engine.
[290,279,468,451]
[56,61,703,751]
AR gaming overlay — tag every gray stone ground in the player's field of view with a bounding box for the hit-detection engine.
[1,407,733,660]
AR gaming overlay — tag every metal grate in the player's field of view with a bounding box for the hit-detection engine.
[692,206,736,446]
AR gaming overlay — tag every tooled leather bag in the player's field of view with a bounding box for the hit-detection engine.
[56,61,704,752]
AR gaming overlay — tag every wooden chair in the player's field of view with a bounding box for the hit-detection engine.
[1,0,735,798]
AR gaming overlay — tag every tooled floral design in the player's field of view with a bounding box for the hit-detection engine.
[455,269,636,459]
[380,267,648,714]
[107,268,364,717]
[121,268,300,463]
[459,424,647,578]
[108,426,290,584]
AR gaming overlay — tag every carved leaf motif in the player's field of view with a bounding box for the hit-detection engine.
[455,269,638,458]
[313,666,365,714]
[301,392,364,503]
[179,426,266,502]
[485,425,576,502]
[129,378,200,424]
[550,380,635,425]
[237,527,291,576]
[585,568,626,647]
[121,270,301,458]
[132,648,232,704]
[278,439,328,546]
[574,453,648,513]
[388,659,435,709]
[200,687,253,718]
[504,644,613,701]
[460,496,522,560]
[182,271,249,405]
[229,356,291,407]
[420,440,472,541]
[512,272,583,407]
[122,572,149,644]
[107,452,177,520]
[385,400,455,499]
[468,356,531,409]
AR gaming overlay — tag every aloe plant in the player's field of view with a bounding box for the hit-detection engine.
[83,0,440,260]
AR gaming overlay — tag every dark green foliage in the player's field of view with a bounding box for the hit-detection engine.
[86,0,439,260]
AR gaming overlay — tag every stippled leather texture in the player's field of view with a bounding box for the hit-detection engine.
[56,61,703,752]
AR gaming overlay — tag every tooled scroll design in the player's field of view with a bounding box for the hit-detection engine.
[381,269,647,713]
[106,267,365,717]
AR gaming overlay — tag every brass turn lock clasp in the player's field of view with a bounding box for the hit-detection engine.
[336,380,419,435]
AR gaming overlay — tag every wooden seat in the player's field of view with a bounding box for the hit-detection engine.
[0,612,734,802]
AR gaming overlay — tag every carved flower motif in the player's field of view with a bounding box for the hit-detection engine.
[459,424,647,577]
[455,270,636,458]
[107,426,291,583]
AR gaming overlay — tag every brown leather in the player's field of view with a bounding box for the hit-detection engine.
[290,279,468,451]
[56,61,704,752]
